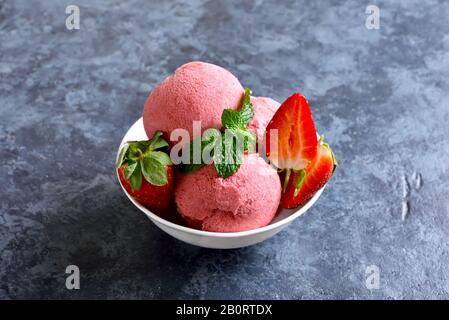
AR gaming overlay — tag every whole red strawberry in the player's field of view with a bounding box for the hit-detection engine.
[116,131,174,212]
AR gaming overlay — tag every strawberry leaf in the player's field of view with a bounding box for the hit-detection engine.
[127,142,144,161]
[118,134,172,190]
[141,156,168,186]
[129,162,142,191]
[124,161,138,179]
[116,143,129,168]
[149,151,172,166]
[148,130,169,150]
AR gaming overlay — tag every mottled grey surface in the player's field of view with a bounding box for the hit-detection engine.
[1,0,449,299]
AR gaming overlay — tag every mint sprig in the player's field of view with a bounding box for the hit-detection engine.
[181,131,219,173]
[213,130,244,178]
[116,130,172,190]
[239,88,254,126]
[221,88,254,130]
[181,88,256,178]
[214,88,255,178]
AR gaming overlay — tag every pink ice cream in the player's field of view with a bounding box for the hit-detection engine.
[175,153,282,232]
[248,96,281,143]
[143,61,244,141]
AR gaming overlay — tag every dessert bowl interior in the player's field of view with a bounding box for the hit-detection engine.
[117,118,325,249]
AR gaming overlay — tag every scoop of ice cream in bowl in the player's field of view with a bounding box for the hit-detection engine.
[116,61,336,249]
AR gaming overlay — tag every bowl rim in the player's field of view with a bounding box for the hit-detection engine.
[117,117,326,238]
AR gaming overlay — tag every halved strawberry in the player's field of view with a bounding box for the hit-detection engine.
[265,93,337,209]
[116,131,175,212]
[265,93,318,170]
[281,137,337,209]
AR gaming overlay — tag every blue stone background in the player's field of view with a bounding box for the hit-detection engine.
[1,0,448,299]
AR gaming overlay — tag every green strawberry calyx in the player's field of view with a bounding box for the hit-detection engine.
[116,131,172,191]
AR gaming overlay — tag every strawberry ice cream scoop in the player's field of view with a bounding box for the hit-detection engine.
[175,153,282,232]
[143,61,244,141]
[248,96,281,143]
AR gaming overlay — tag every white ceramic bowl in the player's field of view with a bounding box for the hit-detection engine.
[117,118,325,249]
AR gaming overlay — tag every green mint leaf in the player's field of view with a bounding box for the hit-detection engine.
[220,88,254,131]
[237,128,256,152]
[225,128,256,152]
[129,162,142,191]
[213,149,241,179]
[181,131,220,173]
[140,156,168,186]
[239,88,254,126]
[221,109,246,129]
[116,143,129,168]
[124,161,138,179]
[213,131,243,178]
[181,137,204,173]
[149,151,172,166]
[148,130,169,150]
[182,163,204,173]
[202,129,221,165]
[213,88,255,178]
[245,130,256,152]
